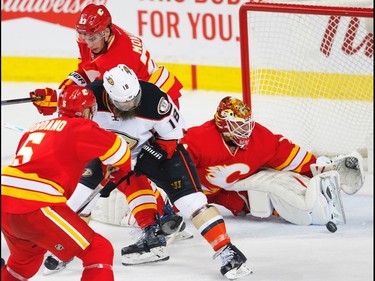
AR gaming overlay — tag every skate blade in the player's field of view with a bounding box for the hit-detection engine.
[121,246,169,265]
[167,228,194,245]
[224,264,253,280]
[171,229,194,242]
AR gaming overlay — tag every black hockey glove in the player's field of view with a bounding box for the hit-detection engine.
[134,142,167,178]
[99,181,117,198]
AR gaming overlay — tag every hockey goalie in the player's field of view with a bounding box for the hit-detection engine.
[92,96,366,229]
[178,96,366,227]
[92,152,364,228]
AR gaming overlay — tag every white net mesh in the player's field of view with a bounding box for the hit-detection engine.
[240,1,373,158]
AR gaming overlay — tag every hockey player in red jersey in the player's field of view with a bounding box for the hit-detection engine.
[28,3,186,272]
[181,96,365,226]
[30,3,182,111]
[1,86,132,281]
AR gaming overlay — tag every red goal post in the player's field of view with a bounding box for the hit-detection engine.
[238,1,373,163]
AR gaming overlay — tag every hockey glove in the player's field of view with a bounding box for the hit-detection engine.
[59,72,88,90]
[99,181,117,198]
[134,142,167,178]
[29,88,57,115]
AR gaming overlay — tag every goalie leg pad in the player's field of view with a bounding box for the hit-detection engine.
[233,170,315,225]
[247,190,273,218]
[91,189,136,227]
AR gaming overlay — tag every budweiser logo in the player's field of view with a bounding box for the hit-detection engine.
[1,0,108,28]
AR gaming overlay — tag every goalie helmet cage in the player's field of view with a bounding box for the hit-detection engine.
[239,1,373,163]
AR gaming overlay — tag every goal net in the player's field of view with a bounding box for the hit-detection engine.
[239,0,373,170]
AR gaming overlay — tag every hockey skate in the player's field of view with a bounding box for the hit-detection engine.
[121,222,169,265]
[43,254,73,275]
[321,171,346,225]
[214,243,253,280]
[161,203,193,244]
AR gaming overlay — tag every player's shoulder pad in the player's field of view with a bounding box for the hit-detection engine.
[137,81,173,120]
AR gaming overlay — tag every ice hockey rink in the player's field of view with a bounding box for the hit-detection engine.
[1,82,373,281]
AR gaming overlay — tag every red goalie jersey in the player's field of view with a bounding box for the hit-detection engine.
[181,120,317,195]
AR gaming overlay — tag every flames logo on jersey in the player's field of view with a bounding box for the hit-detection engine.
[205,163,250,192]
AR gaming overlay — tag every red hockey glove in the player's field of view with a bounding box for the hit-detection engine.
[29,88,57,115]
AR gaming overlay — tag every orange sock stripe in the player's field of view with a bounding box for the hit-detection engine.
[201,222,230,251]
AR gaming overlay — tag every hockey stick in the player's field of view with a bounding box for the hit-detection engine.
[1,96,43,106]
[2,122,26,134]
[75,170,135,215]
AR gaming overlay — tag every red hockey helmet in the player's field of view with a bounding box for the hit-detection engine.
[214,96,255,149]
[58,86,97,118]
[76,4,112,35]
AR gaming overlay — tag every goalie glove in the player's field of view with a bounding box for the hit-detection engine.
[134,142,167,178]
[310,151,365,195]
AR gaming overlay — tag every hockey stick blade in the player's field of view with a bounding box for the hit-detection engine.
[1,96,43,106]
[2,122,26,133]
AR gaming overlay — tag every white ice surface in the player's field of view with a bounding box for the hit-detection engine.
[1,82,373,281]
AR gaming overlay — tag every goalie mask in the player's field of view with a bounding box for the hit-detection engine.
[103,64,142,111]
[58,86,97,119]
[214,96,255,150]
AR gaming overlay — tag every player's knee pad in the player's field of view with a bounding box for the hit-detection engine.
[80,158,105,189]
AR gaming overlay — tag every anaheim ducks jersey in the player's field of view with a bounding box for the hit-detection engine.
[64,24,182,102]
[181,120,317,195]
[1,117,131,214]
[86,79,186,159]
